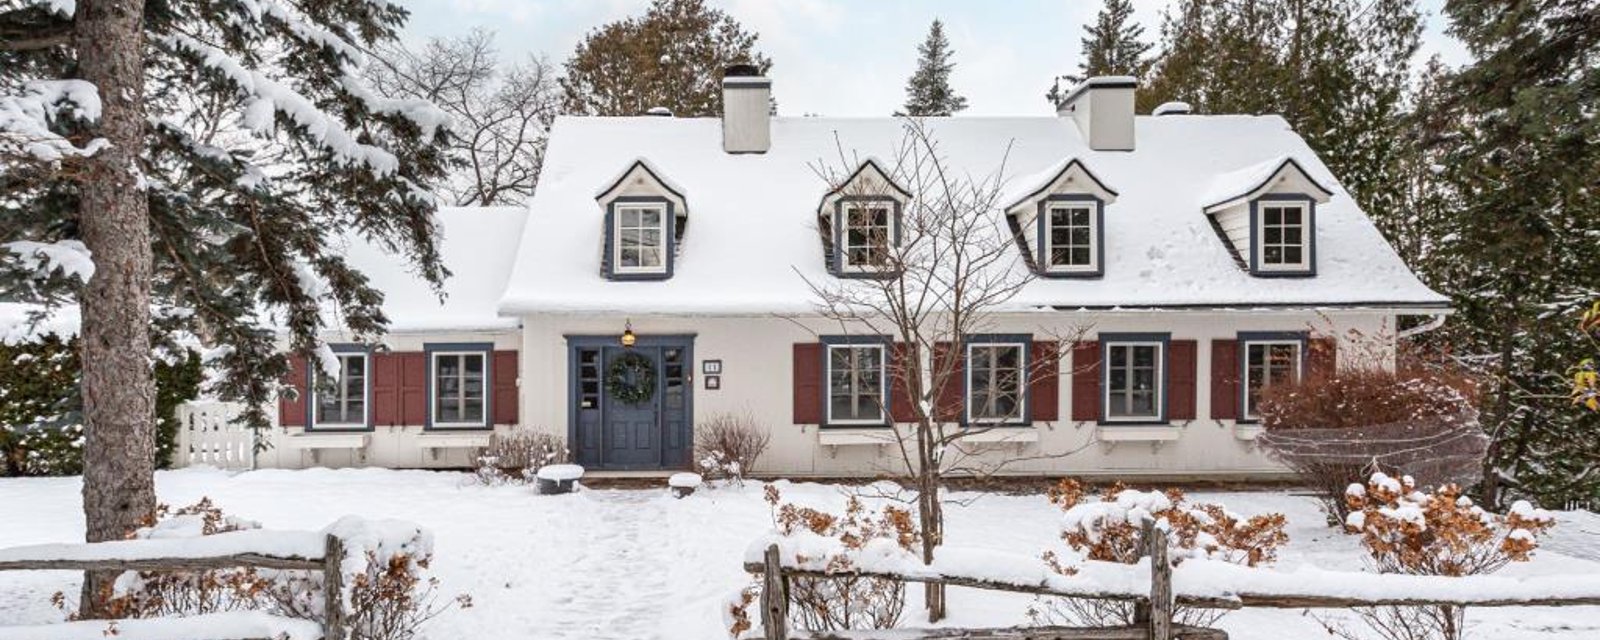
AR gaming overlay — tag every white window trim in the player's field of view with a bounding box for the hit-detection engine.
[613,203,669,275]
[964,342,1028,425]
[825,344,888,425]
[839,201,898,274]
[312,352,370,429]
[1043,202,1099,273]
[1256,200,1311,272]
[431,350,490,428]
[1102,341,1165,423]
[1241,340,1305,421]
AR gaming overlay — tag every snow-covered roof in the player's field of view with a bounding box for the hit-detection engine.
[1199,155,1334,212]
[334,206,528,332]
[499,114,1445,314]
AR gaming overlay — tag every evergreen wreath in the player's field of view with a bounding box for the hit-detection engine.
[606,351,657,405]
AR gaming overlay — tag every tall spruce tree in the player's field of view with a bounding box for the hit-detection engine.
[561,0,772,117]
[1426,0,1600,507]
[902,19,968,116]
[1048,0,1154,109]
[0,0,451,614]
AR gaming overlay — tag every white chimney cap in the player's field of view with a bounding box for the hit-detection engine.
[1154,101,1193,116]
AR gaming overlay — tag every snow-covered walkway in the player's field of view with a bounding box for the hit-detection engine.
[1,468,1597,639]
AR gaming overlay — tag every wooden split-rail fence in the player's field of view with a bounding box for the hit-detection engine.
[0,530,345,640]
[747,521,1600,640]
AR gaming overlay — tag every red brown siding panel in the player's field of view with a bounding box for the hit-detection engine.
[371,353,401,426]
[399,352,428,426]
[279,355,309,426]
[1031,341,1061,422]
[1169,340,1198,421]
[889,343,920,424]
[932,342,964,422]
[1070,341,1101,422]
[1211,339,1240,420]
[793,343,824,424]
[1308,337,1338,380]
[493,350,519,425]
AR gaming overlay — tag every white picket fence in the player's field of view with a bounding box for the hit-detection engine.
[173,401,257,470]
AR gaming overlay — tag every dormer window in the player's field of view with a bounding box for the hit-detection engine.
[614,203,668,274]
[1001,159,1116,279]
[817,159,911,279]
[841,200,895,271]
[1201,157,1332,278]
[1257,199,1310,272]
[1043,198,1100,273]
[595,159,687,281]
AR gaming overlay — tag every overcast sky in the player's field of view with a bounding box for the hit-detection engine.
[398,0,1470,117]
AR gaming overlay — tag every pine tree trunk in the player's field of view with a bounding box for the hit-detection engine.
[73,0,154,619]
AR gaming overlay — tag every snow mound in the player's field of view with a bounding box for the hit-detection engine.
[668,472,702,488]
[537,464,585,482]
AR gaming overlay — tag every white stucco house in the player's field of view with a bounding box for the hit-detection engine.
[232,68,1448,478]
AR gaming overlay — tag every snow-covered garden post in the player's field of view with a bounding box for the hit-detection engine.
[801,119,1076,622]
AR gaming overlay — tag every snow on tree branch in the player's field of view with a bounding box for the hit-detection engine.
[3,240,95,283]
[0,80,106,163]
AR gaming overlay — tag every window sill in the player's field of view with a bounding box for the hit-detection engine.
[288,432,370,449]
[958,427,1039,444]
[428,423,492,431]
[1095,425,1180,442]
[819,429,898,447]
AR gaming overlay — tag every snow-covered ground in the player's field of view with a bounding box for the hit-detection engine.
[1,468,1596,639]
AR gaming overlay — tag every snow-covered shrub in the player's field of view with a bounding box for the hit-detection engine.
[1327,473,1557,640]
[694,412,770,486]
[1255,362,1483,524]
[1030,479,1288,629]
[471,428,569,485]
[727,485,920,635]
[53,500,468,640]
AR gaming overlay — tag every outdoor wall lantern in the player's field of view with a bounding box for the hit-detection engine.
[620,319,637,348]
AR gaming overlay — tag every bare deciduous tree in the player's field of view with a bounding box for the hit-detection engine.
[798,119,1090,622]
[367,29,557,206]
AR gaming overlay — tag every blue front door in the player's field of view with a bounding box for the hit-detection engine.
[569,336,693,470]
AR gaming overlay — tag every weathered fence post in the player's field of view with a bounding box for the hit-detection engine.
[761,543,789,640]
[1133,522,1154,629]
[323,534,346,640]
[1147,522,1173,640]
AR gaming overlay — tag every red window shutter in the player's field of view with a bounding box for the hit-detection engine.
[493,350,519,425]
[932,342,964,422]
[1070,341,1101,422]
[278,355,308,426]
[792,343,824,424]
[399,352,428,426]
[1030,341,1060,422]
[1169,340,1198,421]
[889,342,921,424]
[1211,339,1240,420]
[1308,337,1338,380]
[371,353,401,426]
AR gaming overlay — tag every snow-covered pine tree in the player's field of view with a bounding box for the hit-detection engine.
[1425,0,1600,508]
[901,19,968,117]
[561,0,772,117]
[1046,0,1153,109]
[0,0,451,614]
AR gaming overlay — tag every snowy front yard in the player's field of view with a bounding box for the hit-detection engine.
[2,468,1598,639]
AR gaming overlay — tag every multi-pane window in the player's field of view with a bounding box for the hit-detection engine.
[615,204,667,273]
[841,202,893,270]
[827,344,886,424]
[315,353,367,427]
[1244,341,1302,420]
[1046,204,1096,271]
[1259,202,1309,269]
[433,352,486,427]
[967,344,1025,423]
[1104,342,1163,421]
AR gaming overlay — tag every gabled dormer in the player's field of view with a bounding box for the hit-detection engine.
[1201,156,1334,278]
[595,159,687,280]
[816,158,912,278]
[1002,158,1118,278]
